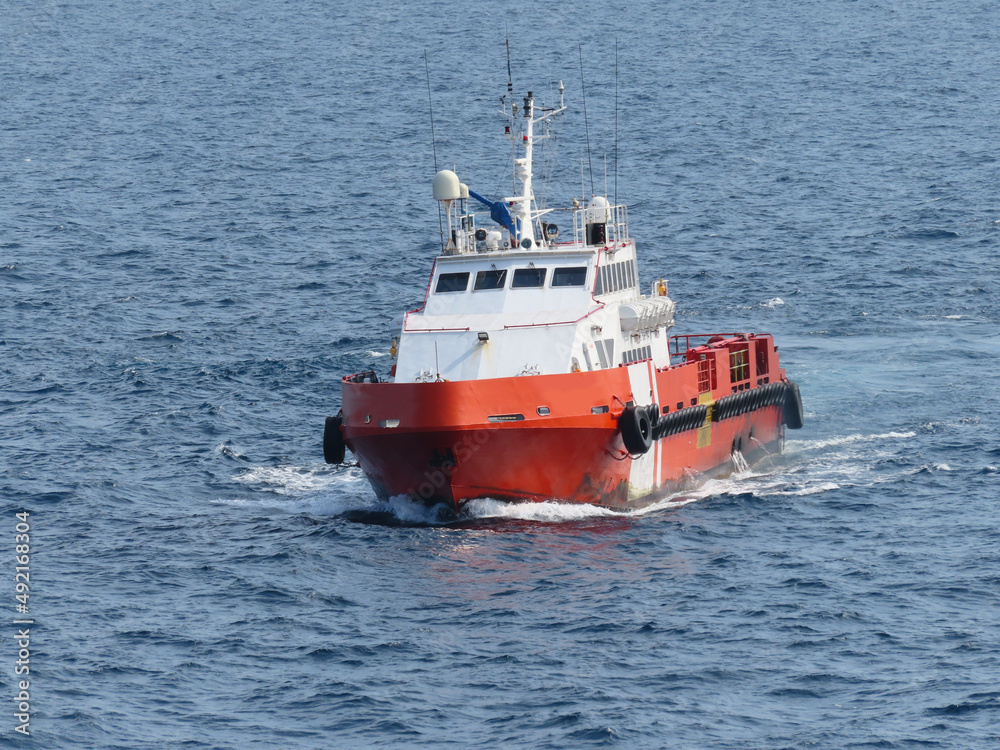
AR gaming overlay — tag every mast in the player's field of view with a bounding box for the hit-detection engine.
[515,92,535,246]
[505,83,565,248]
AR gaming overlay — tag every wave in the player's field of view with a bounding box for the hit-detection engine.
[219,463,377,516]
[229,463,370,495]
[463,497,621,522]
[766,481,841,496]
[219,425,927,526]
[213,492,377,518]
[786,431,916,452]
[222,459,708,525]
[339,493,703,527]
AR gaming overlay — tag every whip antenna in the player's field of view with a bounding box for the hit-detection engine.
[424,51,439,173]
[506,29,516,197]
[578,45,594,196]
[425,51,444,249]
[614,39,619,207]
[505,27,513,97]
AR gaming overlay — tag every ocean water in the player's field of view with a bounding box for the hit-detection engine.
[3,0,999,747]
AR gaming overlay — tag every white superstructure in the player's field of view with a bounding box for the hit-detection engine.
[393,87,676,384]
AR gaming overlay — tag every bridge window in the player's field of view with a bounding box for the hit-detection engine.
[474,269,507,290]
[553,267,587,287]
[436,272,469,293]
[512,268,547,288]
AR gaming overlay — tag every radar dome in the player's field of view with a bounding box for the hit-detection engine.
[432,170,461,201]
[587,195,611,223]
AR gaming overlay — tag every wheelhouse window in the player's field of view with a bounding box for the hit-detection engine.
[436,272,469,293]
[512,268,547,288]
[474,269,507,290]
[552,267,587,287]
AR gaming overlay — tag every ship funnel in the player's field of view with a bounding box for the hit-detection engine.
[433,170,461,201]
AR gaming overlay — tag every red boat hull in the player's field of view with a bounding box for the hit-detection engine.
[338,335,795,511]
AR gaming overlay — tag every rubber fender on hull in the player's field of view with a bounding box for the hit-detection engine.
[783,379,804,429]
[653,403,708,440]
[712,381,787,423]
[324,414,346,463]
[619,405,653,455]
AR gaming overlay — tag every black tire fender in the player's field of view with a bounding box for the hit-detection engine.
[783,380,804,429]
[767,383,781,406]
[620,405,653,455]
[324,415,346,463]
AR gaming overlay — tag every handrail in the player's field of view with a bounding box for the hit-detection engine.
[668,332,772,358]
[343,371,380,384]
[503,302,605,330]
[403,325,472,333]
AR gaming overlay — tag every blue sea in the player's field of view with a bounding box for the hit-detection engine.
[3,0,999,747]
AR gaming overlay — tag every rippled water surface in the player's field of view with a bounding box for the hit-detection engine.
[3,1,999,748]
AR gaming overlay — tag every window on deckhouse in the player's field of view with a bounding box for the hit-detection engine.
[512,268,546,288]
[474,269,507,290]
[552,267,587,287]
[436,272,469,293]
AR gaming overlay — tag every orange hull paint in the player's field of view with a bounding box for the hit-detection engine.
[341,339,790,511]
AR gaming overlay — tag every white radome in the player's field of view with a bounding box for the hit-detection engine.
[432,169,461,201]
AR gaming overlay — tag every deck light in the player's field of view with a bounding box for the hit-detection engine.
[478,332,489,342]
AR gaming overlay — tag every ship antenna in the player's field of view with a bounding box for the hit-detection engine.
[614,39,619,207]
[506,29,516,198]
[578,45,595,197]
[424,51,444,250]
[505,26,513,98]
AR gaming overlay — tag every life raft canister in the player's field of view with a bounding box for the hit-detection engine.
[620,405,654,455]
[324,414,346,463]
[783,380,804,430]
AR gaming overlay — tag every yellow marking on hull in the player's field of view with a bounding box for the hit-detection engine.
[697,392,715,448]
